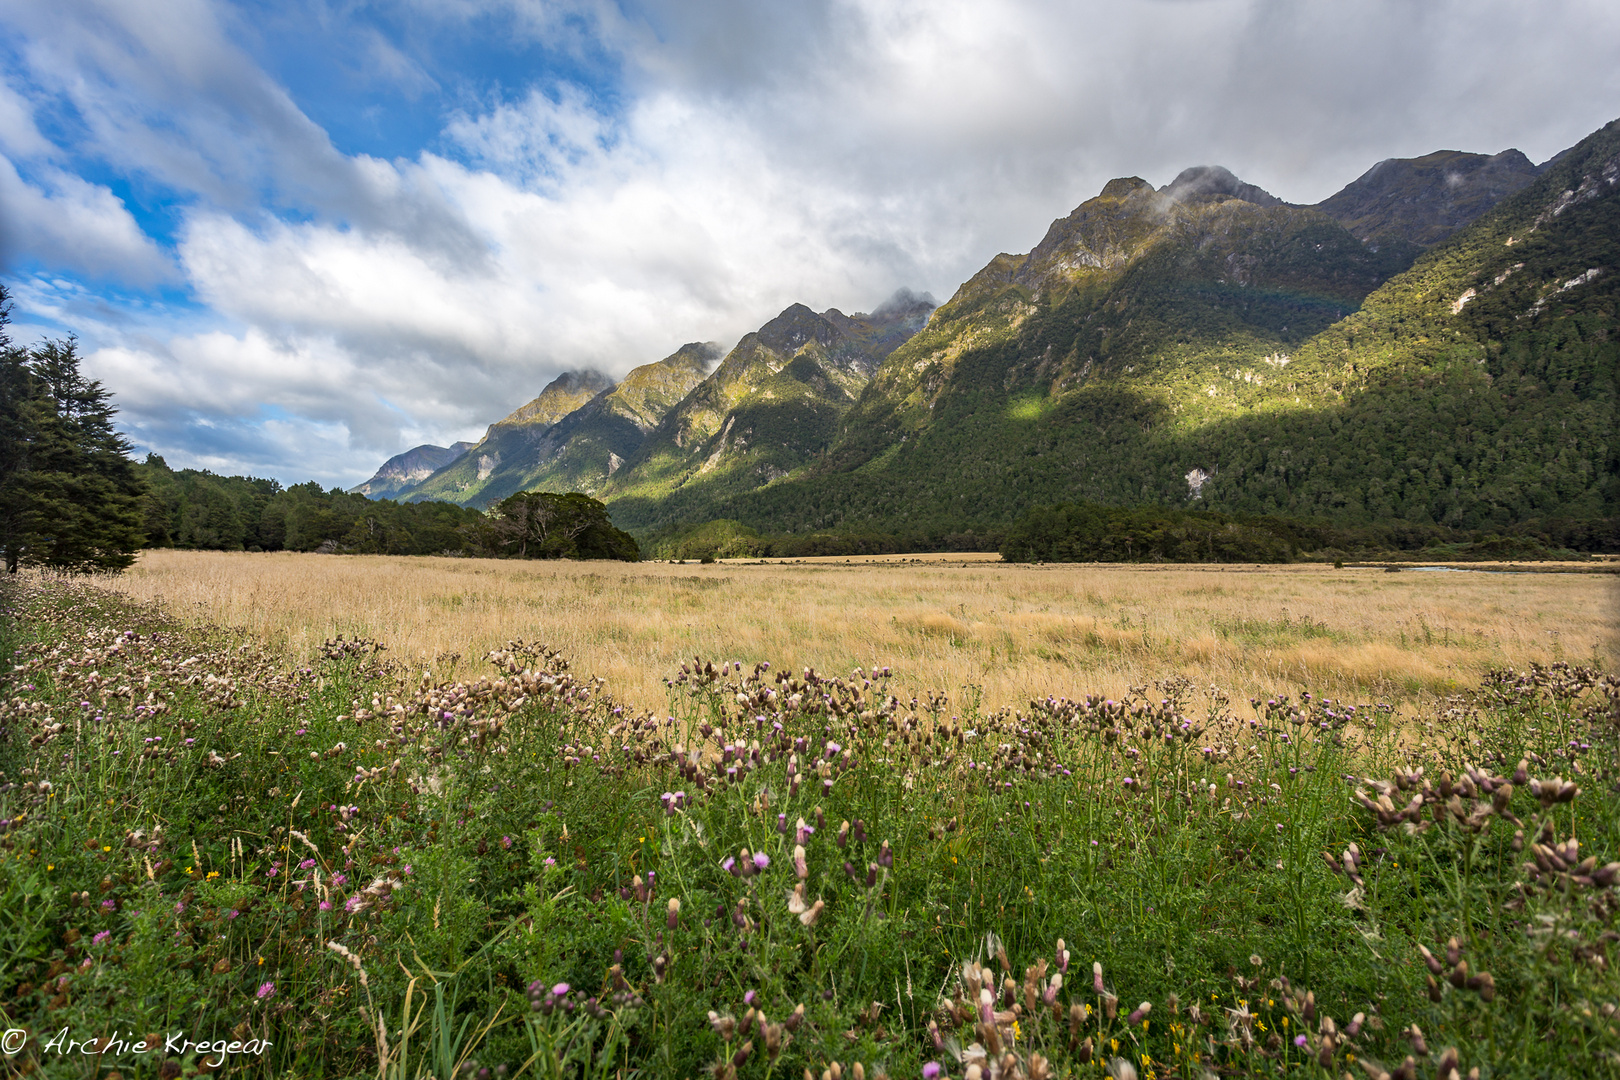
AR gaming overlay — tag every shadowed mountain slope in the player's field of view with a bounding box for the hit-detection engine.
[1314,148,1542,248]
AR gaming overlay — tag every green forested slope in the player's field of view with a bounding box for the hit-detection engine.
[604,119,1617,543]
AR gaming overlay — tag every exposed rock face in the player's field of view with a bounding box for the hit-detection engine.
[1313,149,1541,247]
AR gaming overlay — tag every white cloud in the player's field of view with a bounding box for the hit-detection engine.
[0,156,176,284]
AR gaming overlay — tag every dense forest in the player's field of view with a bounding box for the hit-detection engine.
[136,457,640,561]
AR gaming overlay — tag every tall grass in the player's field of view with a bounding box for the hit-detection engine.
[106,550,1618,715]
[1,572,1617,1077]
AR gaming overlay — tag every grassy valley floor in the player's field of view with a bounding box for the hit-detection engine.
[106,550,1619,716]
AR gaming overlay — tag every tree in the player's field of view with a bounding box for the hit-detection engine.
[475,491,640,561]
[0,285,146,573]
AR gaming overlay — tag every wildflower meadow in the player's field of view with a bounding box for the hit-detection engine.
[0,571,1617,1079]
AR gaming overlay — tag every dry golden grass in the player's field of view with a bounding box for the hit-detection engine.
[105,550,1618,716]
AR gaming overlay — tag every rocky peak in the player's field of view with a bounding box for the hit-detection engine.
[1159,166,1285,207]
[490,369,617,432]
[755,303,839,354]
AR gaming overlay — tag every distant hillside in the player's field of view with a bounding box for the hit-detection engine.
[394,370,616,506]
[598,292,935,508]
[349,441,473,500]
[397,343,721,505]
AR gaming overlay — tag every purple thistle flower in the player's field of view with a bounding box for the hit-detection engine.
[1294,1034,1308,1048]
[752,851,770,871]
[922,1064,942,1080]
[552,982,570,997]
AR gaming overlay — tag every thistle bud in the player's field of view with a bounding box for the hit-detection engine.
[1418,944,1443,975]
[1126,1001,1150,1026]
[878,840,893,869]
[838,821,850,848]
[667,897,681,930]
[786,1003,805,1031]
[1092,961,1105,995]
[799,899,824,926]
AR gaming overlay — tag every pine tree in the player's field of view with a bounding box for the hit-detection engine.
[0,285,146,573]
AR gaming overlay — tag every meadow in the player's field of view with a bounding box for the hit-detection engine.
[105,550,1618,716]
[1,562,1617,1079]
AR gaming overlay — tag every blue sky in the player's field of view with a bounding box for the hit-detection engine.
[2,0,1618,488]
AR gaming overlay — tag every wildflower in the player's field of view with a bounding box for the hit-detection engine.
[92,930,111,944]
[923,1064,942,1080]
[319,900,332,911]
[257,982,276,999]
[299,858,316,870]
[752,851,770,872]
[1294,1035,1307,1048]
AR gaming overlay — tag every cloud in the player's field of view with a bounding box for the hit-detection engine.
[0,156,177,284]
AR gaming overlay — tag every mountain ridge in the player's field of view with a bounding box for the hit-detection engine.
[360,120,1616,549]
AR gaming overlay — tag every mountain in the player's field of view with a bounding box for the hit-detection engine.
[394,370,615,506]
[1314,148,1542,248]
[349,441,474,500]
[358,120,1615,549]
[604,118,1617,540]
[599,291,935,516]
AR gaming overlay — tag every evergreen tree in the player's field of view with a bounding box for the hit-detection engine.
[0,286,146,573]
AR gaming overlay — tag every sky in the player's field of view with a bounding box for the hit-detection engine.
[2,0,1618,488]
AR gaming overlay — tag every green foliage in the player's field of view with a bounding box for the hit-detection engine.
[135,455,488,555]
[1000,500,1606,563]
[467,491,641,562]
[2,577,1618,1077]
[0,287,145,574]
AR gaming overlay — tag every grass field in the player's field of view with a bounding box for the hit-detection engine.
[2,569,1618,1078]
[107,550,1620,715]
